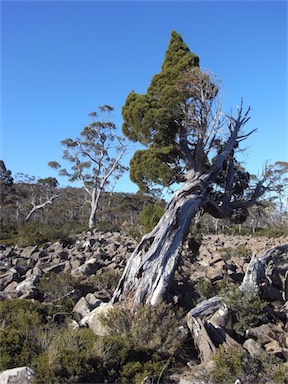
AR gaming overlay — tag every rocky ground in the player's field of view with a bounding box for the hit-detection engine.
[0,231,288,383]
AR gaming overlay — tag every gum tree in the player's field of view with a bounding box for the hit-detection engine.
[111,31,283,308]
[49,106,127,229]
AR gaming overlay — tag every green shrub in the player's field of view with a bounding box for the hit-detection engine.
[138,203,165,233]
[12,222,87,247]
[196,277,229,300]
[223,287,265,335]
[100,302,184,355]
[251,226,288,238]
[0,299,51,370]
[84,269,121,295]
[0,298,192,383]
[210,346,287,384]
[36,272,79,304]
[97,303,184,383]
[220,245,251,261]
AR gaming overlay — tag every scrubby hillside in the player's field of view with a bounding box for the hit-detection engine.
[0,231,287,383]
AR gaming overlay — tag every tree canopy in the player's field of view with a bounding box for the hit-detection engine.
[122,31,200,193]
[111,31,287,307]
[49,106,127,228]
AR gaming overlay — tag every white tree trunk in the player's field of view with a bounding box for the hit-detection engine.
[88,189,101,229]
[111,177,209,307]
[240,244,288,297]
[25,194,59,222]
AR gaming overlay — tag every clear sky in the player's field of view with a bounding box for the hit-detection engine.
[1,0,287,193]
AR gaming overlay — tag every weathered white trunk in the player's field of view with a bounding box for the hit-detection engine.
[88,189,101,229]
[240,244,288,299]
[25,194,59,222]
[111,106,260,307]
[111,176,209,307]
[187,297,241,362]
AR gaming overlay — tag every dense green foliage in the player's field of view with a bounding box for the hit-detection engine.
[0,299,184,383]
[122,31,199,193]
[210,346,287,384]
[138,202,165,232]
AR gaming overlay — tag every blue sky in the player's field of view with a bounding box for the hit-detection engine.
[1,0,287,193]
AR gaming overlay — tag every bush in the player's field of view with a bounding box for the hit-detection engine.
[100,302,184,355]
[195,277,229,300]
[138,203,165,233]
[0,299,51,370]
[97,303,184,382]
[33,328,100,384]
[210,346,287,384]
[36,272,79,304]
[84,269,121,295]
[223,286,265,335]
[219,245,252,261]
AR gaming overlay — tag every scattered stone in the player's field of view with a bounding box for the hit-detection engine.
[0,366,34,384]
[243,338,263,357]
[85,302,114,336]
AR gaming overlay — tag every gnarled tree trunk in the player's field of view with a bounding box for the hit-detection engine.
[111,175,209,307]
[240,244,288,299]
[111,105,271,308]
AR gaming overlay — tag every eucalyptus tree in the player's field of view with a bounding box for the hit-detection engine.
[49,106,127,229]
[111,31,285,308]
[24,177,59,222]
[13,174,59,222]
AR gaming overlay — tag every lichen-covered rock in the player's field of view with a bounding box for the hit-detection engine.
[0,366,34,384]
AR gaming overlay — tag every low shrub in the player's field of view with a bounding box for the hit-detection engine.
[138,203,165,233]
[196,277,229,300]
[97,303,185,382]
[223,286,265,335]
[219,245,252,261]
[100,302,184,355]
[210,345,287,384]
[84,269,121,295]
[36,272,79,305]
[0,299,52,371]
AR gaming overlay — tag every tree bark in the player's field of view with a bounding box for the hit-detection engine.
[240,244,288,299]
[111,175,209,307]
[88,189,101,229]
[186,296,241,362]
[111,105,270,308]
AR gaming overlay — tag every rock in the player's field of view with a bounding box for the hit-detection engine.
[20,245,38,258]
[71,258,100,277]
[0,366,34,383]
[73,295,102,320]
[243,338,263,357]
[73,297,92,319]
[94,288,111,301]
[176,325,189,342]
[208,303,232,329]
[264,339,288,360]
[187,296,223,319]
[85,292,102,308]
[205,261,225,282]
[85,303,114,336]
[0,270,18,290]
[15,275,39,298]
[261,284,283,302]
[246,323,285,345]
[42,262,66,274]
